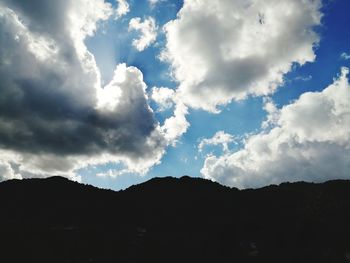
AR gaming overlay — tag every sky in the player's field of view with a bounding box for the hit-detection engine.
[0,0,349,190]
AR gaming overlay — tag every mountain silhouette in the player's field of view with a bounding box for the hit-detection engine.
[1,176,350,262]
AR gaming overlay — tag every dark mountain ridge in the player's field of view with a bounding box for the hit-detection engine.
[1,176,350,262]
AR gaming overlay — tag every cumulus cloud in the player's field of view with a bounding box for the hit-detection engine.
[129,16,158,51]
[0,0,182,181]
[161,0,322,112]
[115,0,129,19]
[151,86,189,146]
[201,68,350,188]
[151,87,175,111]
[261,97,279,129]
[199,131,236,153]
[160,102,189,145]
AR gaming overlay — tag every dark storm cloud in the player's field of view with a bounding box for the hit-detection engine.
[0,0,167,179]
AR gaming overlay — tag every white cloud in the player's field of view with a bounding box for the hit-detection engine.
[341,52,350,60]
[97,168,129,178]
[199,131,236,153]
[201,68,350,188]
[0,160,21,181]
[0,1,185,181]
[148,0,165,8]
[129,17,158,51]
[151,87,175,111]
[161,0,322,112]
[160,101,189,145]
[151,87,190,146]
[148,0,159,6]
[295,75,313,82]
[115,0,129,19]
[261,97,279,129]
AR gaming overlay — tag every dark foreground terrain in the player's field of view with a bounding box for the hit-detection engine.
[1,176,350,262]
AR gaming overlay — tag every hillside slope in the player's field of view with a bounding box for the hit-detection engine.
[1,176,350,262]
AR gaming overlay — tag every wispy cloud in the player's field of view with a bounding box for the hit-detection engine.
[295,75,313,82]
[129,17,158,51]
[199,131,236,153]
[115,0,130,19]
[340,52,350,60]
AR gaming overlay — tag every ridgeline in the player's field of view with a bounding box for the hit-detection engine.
[1,176,350,262]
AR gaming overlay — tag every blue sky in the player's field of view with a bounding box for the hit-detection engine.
[82,0,269,189]
[0,0,350,190]
[81,0,350,190]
